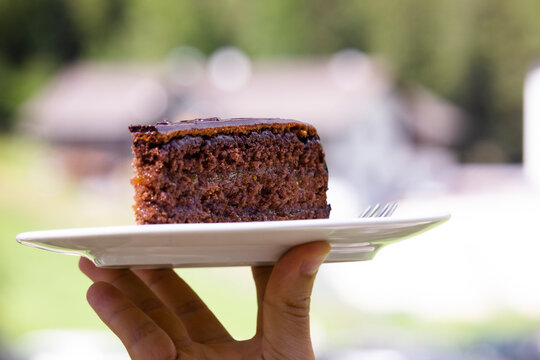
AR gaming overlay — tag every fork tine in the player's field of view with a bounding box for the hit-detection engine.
[380,202,398,217]
[366,203,381,217]
[360,202,399,218]
[385,202,399,217]
[360,205,373,218]
[378,203,392,217]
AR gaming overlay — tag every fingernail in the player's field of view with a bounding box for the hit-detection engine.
[300,254,328,275]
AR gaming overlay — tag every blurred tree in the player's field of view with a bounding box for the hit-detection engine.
[0,0,80,63]
[0,0,80,130]
[65,0,126,57]
[0,0,125,130]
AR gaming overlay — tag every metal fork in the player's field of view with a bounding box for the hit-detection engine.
[360,202,399,218]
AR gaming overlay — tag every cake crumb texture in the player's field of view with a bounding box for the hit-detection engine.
[131,119,330,223]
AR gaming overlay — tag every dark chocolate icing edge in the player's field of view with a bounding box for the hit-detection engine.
[129,117,318,145]
[129,117,311,134]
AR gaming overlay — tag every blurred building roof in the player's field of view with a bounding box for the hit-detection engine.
[173,57,394,137]
[19,53,465,147]
[19,62,165,144]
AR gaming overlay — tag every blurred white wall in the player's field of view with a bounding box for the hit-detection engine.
[525,62,540,189]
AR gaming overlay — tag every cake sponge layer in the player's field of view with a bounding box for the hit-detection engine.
[130,118,330,224]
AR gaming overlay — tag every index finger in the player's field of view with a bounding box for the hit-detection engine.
[79,257,191,348]
[87,281,178,360]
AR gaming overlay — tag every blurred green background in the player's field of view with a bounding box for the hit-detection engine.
[2,0,540,359]
[2,0,540,160]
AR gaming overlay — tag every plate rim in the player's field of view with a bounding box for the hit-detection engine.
[16,212,451,243]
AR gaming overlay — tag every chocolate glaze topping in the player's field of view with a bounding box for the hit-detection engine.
[129,117,317,145]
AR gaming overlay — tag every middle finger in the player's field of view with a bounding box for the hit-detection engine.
[133,268,233,344]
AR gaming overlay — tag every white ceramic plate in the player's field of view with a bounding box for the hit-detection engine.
[16,213,449,268]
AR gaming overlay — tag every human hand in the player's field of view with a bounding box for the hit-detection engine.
[79,241,330,360]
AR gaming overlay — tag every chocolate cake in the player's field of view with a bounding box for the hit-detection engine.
[129,117,331,224]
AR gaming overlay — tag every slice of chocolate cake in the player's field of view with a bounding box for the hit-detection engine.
[129,117,331,224]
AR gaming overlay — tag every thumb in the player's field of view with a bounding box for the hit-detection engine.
[261,241,330,359]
